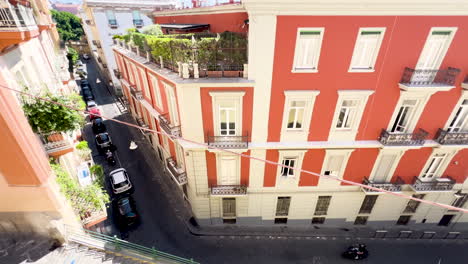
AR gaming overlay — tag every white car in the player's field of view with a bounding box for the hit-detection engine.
[109,168,132,194]
[86,100,97,109]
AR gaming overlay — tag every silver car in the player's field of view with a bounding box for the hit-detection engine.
[109,168,132,194]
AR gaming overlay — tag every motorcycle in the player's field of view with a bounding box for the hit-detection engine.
[342,244,368,260]
[105,149,116,166]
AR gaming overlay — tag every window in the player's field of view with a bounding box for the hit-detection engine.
[286,101,305,129]
[391,99,417,133]
[132,10,143,27]
[349,28,385,72]
[210,92,245,137]
[358,195,378,214]
[438,214,455,226]
[451,193,468,209]
[139,68,150,99]
[354,216,368,225]
[132,10,141,20]
[219,101,236,135]
[292,28,324,72]
[222,198,236,218]
[415,28,456,71]
[403,194,425,213]
[314,196,332,215]
[218,155,239,185]
[280,158,296,177]
[275,197,291,216]
[106,10,117,27]
[421,154,446,180]
[281,91,319,142]
[448,99,468,132]
[369,151,402,183]
[336,100,358,129]
[149,75,163,110]
[311,217,325,224]
[274,218,288,224]
[163,82,179,125]
[396,215,411,225]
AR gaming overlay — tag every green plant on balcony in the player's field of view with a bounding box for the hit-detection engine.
[22,93,85,135]
[76,141,92,161]
[51,162,109,219]
[90,164,105,189]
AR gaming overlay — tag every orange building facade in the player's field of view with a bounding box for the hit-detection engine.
[114,0,468,229]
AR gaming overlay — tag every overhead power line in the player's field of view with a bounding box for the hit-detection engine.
[3,84,467,214]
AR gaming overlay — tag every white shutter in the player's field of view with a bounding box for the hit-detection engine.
[416,31,451,70]
[220,157,238,185]
[294,30,321,70]
[327,155,344,175]
[351,32,380,69]
[372,154,397,182]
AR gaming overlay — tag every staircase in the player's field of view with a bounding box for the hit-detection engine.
[115,97,128,114]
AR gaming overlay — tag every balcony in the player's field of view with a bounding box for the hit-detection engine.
[0,0,39,51]
[435,128,468,145]
[399,67,460,91]
[410,176,456,192]
[207,134,249,149]
[158,113,181,137]
[135,117,150,135]
[462,75,468,90]
[211,185,247,196]
[379,128,428,146]
[129,85,143,100]
[361,177,404,194]
[133,19,143,28]
[113,69,121,79]
[166,157,187,185]
[39,133,73,157]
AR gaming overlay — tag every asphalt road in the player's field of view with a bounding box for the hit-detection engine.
[81,59,468,264]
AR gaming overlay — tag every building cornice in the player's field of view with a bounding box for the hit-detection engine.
[152,4,246,17]
[243,0,468,15]
[85,0,173,9]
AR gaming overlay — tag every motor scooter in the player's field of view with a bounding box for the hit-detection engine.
[105,149,116,166]
[342,244,368,260]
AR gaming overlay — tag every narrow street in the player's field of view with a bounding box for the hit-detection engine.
[81,59,468,264]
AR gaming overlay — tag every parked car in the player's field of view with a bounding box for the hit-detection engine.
[86,100,97,109]
[76,60,83,66]
[81,79,90,89]
[109,168,132,194]
[92,118,106,134]
[95,132,112,152]
[89,107,101,120]
[114,195,138,227]
[82,54,90,60]
[81,87,94,101]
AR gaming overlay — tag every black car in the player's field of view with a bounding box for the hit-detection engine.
[114,196,138,227]
[81,79,90,88]
[82,87,94,101]
[95,132,112,152]
[92,118,106,134]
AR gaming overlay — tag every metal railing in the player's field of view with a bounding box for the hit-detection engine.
[129,85,143,100]
[379,128,428,146]
[0,0,36,29]
[166,157,187,185]
[198,64,244,78]
[400,67,460,86]
[39,133,73,154]
[362,177,404,193]
[207,133,248,149]
[113,69,121,79]
[158,113,181,137]
[410,176,456,192]
[64,225,198,263]
[435,128,468,145]
[135,117,150,135]
[211,185,247,196]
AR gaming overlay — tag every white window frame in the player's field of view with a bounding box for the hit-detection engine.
[209,91,245,137]
[368,149,405,183]
[280,158,297,178]
[216,154,241,186]
[163,82,180,126]
[281,90,319,142]
[175,143,185,169]
[387,92,433,134]
[415,27,457,71]
[318,149,354,187]
[139,68,150,99]
[348,27,386,72]
[149,74,163,110]
[276,150,307,185]
[329,90,374,141]
[444,92,468,132]
[292,27,324,73]
[418,149,458,182]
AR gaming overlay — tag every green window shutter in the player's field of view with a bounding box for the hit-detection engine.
[300,31,321,35]
[361,31,381,35]
[432,31,451,35]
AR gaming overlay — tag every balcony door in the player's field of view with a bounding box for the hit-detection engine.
[420,154,446,182]
[164,83,179,126]
[219,156,239,185]
[448,99,468,132]
[413,29,455,83]
[391,100,417,133]
[371,154,398,183]
[219,101,237,136]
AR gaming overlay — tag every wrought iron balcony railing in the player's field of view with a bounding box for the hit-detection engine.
[435,128,468,145]
[135,117,150,135]
[379,128,428,146]
[158,113,181,137]
[113,69,121,79]
[361,177,404,193]
[399,67,460,88]
[462,75,468,90]
[211,185,247,196]
[166,157,187,185]
[0,0,37,29]
[410,176,455,192]
[207,133,249,149]
[129,85,143,100]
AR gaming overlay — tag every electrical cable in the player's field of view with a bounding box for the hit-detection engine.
[3,84,468,214]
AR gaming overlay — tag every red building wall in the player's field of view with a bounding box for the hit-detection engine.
[268,16,468,142]
[392,148,433,183]
[443,149,468,183]
[299,149,325,186]
[154,12,248,33]
[342,148,380,186]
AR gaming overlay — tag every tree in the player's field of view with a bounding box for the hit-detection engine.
[141,24,163,36]
[22,93,85,134]
[51,9,84,42]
